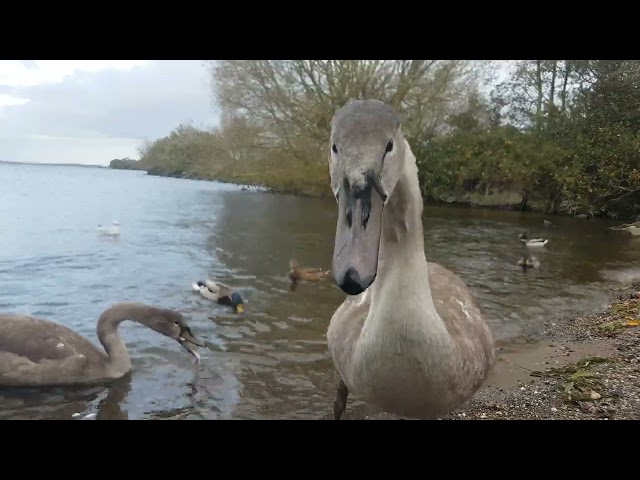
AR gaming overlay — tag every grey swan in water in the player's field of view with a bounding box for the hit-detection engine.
[325,99,495,420]
[0,302,205,388]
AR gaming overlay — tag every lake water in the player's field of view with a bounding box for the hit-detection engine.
[1,162,639,419]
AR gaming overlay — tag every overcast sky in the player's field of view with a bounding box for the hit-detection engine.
[0,60,515,167]
[0,60,218,166]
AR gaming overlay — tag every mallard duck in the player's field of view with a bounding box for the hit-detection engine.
[519,232,548,247]
[517,255,540,271]
[287,259,330,283]
[325,99,495,420]
[192,279,245,313]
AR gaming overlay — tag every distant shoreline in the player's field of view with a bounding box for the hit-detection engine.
[6,160,632,223]
[0,160,106,169]
[136,167,632,223]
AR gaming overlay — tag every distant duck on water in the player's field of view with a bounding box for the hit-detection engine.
[519,231,548,247]
[517,255,540,272]
[192,279,245,313]
[97,221,120,236]
[287,259,330,282]
[287,259,331,291]
[608,222,640,236]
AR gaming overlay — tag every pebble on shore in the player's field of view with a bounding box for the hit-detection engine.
[441,281,640,420]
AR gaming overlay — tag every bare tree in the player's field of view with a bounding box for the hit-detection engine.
[208,60,482,163]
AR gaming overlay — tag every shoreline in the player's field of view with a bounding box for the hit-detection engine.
[445,280,640,420]
[133,167,636,223]
[350,280,640,420]
[143,168,325,199]
[116,164,640,419]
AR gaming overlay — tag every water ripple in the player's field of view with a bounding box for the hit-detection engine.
[2,163,639,419]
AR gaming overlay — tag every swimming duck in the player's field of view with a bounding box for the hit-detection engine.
[287,259,330,283]
[608,222,640,236]
[97,221,120,236]
[192,279,245,313]
[517,255,540,271]
[519,232,548,247]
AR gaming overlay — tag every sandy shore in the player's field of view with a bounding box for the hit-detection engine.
[341,281,640,420]
[439,280,640,420]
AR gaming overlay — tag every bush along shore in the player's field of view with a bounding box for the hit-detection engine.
[111,160,638,222]
[113,60,640,222]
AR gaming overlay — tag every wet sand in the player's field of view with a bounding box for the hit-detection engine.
[446,280,640,420]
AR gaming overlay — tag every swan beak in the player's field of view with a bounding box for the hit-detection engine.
[333,175,385,296]
[177,327,206,365]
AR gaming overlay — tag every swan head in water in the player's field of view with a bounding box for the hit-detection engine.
[144,308,206,364]
[328,99,404,295]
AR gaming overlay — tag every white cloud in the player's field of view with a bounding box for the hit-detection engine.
[0,60,219,166]
[0,60,150,88]
[0,93,30,108]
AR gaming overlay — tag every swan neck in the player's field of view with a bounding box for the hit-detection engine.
[371,141,443,327]
[96,304,149,376]
[380,143,425,265]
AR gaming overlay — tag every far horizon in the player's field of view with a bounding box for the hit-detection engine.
[0,159,107,167]
[0,60,219,166]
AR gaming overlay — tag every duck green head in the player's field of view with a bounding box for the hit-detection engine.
[230,292,245,314]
